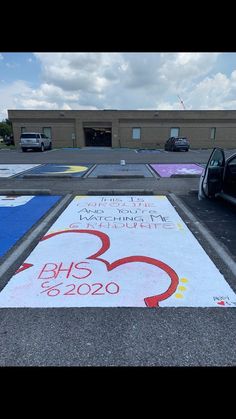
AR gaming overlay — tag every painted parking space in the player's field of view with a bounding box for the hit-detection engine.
[150,164,204,177]
[0,195,61,259]
[18,164,92,177]
[0,164,41,178]
[0,195,235,308]
[88,164,153,177]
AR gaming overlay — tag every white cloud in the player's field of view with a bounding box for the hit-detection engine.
[3,52,236,117]
[0,80,32,120]
[0,54,3,60]
[0,78,99,120]
[186,72,233,109]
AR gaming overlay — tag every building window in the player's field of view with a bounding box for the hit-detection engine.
[132,128,141,140]
[170,128,180,138]
[43,127,52,139]
[21,127,26,133]
[210,127,216,140]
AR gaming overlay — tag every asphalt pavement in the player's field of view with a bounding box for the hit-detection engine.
[0,147,235,366]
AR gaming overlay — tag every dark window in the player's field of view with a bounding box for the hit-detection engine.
[21,133,37,139]
[209,149,224,167]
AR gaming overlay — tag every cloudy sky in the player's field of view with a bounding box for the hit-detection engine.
[1,52,236,120]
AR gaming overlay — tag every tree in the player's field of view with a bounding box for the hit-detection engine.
[0,119,12,138]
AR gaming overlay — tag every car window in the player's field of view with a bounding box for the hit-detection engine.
[21,133,37,139]
[209,149,224,167]
[228,156,236,166]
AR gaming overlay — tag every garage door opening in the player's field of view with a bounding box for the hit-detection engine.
[84,128,112,147]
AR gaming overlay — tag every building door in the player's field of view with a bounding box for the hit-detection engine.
[84,128,112,147]
[43,127,52,139]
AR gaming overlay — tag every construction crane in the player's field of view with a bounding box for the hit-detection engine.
[177,95,186,110]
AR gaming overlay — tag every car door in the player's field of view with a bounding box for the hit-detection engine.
[223,153,236,196]
[199,148,225,198]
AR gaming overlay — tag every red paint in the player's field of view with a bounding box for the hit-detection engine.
[217,301,225,306]
[38,263,58,279]
[91,283,105,295]
[15,263,33,275]
[40,281,63,296]
[105,282,120,295]
[64,284,77,296]
[41,229,179,307]
[77,283,91,295]
[37,261,92,280]
[40,281,120,297]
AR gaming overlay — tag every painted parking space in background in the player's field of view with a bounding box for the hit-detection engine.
[150,164,204,177]
[0,164,41,177]
[88,164,153,177]
[0,195,235,308]
[18,164,92,177]
[0,195,61,258]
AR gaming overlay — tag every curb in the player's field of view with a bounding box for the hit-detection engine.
[170,174,201,178]
[22,174,73,179]
[0,189,52,195]
[97,174,145,179]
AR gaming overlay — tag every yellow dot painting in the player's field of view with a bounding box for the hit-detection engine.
[180,278,188,283]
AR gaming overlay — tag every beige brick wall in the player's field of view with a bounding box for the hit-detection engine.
[8,110,236,149]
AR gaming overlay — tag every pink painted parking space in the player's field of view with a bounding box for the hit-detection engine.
[150,164,204,177]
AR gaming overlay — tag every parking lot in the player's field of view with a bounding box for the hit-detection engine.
[0,147,236,366]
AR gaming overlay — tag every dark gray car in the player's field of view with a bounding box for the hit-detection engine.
[164,137,190,152]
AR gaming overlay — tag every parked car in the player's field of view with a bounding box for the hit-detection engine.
[198,147,236,205]
[20,132,52,152]
[164,137,190,152]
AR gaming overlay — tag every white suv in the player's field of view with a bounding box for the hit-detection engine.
[20,132,52,152]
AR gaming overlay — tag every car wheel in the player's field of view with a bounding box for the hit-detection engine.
[41,143,45,152]
[48,142,52,150]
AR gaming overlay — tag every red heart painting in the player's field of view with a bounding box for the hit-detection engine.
[16,229,179,307]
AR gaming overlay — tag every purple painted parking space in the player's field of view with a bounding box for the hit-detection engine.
[150,164,204,177]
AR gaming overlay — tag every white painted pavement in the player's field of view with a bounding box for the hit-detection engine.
[0,164,41,177]
[0,195,235,307]
[0,195,34,207]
